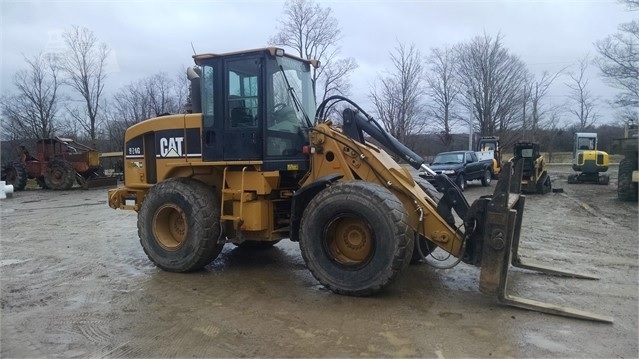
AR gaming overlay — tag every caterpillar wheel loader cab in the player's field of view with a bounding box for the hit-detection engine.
[512,142,551,194]
[568,132,610,185]
[107,47,611,322]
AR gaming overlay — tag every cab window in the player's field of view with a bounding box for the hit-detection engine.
[227,60,259,128]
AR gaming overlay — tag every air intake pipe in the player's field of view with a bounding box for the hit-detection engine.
[186,67,201,113]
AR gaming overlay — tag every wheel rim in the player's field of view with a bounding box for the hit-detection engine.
[324,215,373,267]
[153,204,188,251]
[48,165,66,186]
[485,171,491,184]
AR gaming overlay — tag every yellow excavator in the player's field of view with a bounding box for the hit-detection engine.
[107,48,610,322]
[568,132,610,185]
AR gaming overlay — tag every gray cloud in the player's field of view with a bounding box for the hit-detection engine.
[1,0,633,124]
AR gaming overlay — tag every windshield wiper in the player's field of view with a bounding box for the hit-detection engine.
[279,65,312,127]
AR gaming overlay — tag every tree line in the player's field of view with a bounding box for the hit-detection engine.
[1,0,637,164]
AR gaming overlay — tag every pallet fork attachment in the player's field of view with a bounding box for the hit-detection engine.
[478,160,613,323]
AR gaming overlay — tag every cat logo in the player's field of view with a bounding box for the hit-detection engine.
[159,137,184,158]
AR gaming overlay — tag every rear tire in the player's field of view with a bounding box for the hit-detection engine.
[299,181,413,296]
[138,177,224,272]
[44,159,75,190]
[481,169,491,187]
[618,158,638,201]
[1,161,27,191]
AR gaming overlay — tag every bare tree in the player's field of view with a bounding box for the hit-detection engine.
[620,0,639,10]
[455,33,529,138]
[524,69,565,141]
[269,0,357,102]
[144,72,187,116]
[0,53,62,140]
[61,25,110,143]
[424,46,461,149]
[369,42,425,144]
[595,1,638,109]
[105,71,188,150]
[566,56,599,130]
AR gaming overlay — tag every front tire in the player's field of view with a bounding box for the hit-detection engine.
[299,181,413,296]
[481,169,491,187]
[2,161,27,191]
[44,159,75,190]
[138,177,224,272]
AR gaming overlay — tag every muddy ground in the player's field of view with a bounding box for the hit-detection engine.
[1,164,637,358]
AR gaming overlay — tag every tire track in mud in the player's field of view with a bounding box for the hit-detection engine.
[1,320,48,358]
[558,192,616,226]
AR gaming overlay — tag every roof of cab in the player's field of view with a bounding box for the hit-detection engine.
[192,47,315,66]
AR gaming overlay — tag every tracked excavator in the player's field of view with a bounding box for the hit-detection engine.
[107,48,611,323]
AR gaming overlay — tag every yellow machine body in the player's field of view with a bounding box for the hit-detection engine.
[107,48,611,323]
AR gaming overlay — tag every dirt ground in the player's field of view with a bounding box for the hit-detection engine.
[1,164,637,358]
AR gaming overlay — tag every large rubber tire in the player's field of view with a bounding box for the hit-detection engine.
[618,158,638,201]
[411,176,440,264]
[44,159,75,190]
[2,161,27,191]
[455,173,466,191]
[138,177,224,272]
[481,169,491,187]
[299,181,413,296]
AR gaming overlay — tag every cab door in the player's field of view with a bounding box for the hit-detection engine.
[201,63,224,161]
[222,57,263,161]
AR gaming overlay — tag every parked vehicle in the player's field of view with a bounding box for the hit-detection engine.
[423,150,493,191]
[512,142,551,194]
[476,136,502,179]
[0,137,117,191]
[106,47,610,322]
[567,132,609,185]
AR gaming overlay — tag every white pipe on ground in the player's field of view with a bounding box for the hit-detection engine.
[1,181,14,199]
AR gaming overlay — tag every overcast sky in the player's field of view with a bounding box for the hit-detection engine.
[1,0,635,126]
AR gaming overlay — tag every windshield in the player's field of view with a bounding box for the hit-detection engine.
[265,56,315,158]
[272,56,315,127]
[432,153,464,164]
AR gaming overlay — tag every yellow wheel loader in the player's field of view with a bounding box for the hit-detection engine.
[108,48,610,322]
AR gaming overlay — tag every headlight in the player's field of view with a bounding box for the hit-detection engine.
[442,169,456,175]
